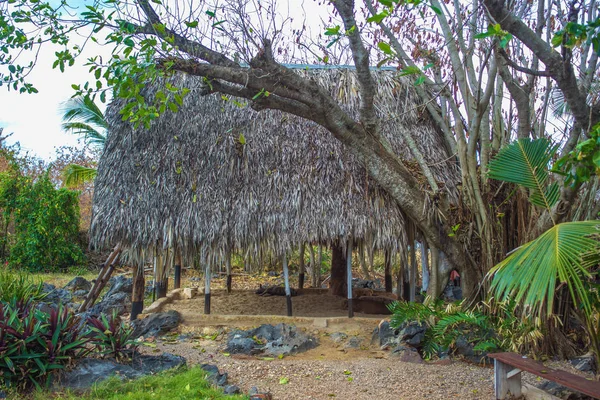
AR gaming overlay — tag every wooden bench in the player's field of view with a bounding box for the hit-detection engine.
[489,352,600,399]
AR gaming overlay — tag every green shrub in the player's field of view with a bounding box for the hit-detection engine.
[0,302,90,390]
[87,311,138,361]
[9,173,85,272]
[388,297,542,359]
[0,268,45,303]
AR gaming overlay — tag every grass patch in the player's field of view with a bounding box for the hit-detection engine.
[24,366,247,400]
[30,269,97,288]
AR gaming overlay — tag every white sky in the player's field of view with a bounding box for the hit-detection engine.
[0,0,323,160]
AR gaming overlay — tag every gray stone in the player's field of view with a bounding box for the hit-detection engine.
[570,356,594,372]
[224,385,241,394]
[330,332,348,343]
[344,337,362,349]
[42,283,73,305]
[200,364,228,387]
[454,336,474,357]
[131,310,181,338]
[391,345,423,364]
[225,324,318,356]
[59,353,185,390]
[64,277,92,292]
[225,337,256,354]
[87,291,131,317]
[538,381,588,400]
[73,290,88,298]
[405,332,425,347]
[372,320,399,348]
[399,322,427,342]
[105,275,133,298]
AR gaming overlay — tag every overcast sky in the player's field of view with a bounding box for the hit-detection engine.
[0,0,323,160]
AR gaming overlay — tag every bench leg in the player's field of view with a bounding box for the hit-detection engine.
[494,359,522,399]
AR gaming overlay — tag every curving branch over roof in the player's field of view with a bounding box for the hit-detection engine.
[90,67,459,259]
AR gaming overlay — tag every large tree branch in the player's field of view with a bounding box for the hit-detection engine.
[332,0,378,133]
[483,0,599,130]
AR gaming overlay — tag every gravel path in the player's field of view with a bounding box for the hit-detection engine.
[140,327,497,400]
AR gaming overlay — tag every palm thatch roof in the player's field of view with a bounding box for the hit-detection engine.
[90,67,459,260]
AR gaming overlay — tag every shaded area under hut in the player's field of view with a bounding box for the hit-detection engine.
[88,66,461,319]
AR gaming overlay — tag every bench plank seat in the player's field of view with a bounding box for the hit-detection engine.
[489,352,600,399]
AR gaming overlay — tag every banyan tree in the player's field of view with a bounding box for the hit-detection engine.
[89,66,461,318]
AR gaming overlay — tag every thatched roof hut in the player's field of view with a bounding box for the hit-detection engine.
[90,67,459,261]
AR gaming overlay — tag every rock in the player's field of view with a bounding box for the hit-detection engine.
[267,271,279,277]
[344,337,362,349]
[372,320,399,348]
[224,385,241,394]
[248,387,273,400]
[131,310,182,338]
[405,332,425,347]
[330,332,348,343]
[454,336,474,358]
[59,353,185,390]
[87,291,131,317]
[537,381,588,400]
[63,277,92,292]
[399,322,427,342]
[225,324,318,356]
[41,283,73,305]
[183,288,197,299]
[352,278,384,290]
[392,345,423,364]
[200,364,228,387]
[73,290,88,298]
[225,337,257,354]
[570,355,594,372]
[105,275,133,298]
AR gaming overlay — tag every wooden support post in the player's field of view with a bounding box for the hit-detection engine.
[421,239,430,292]
[298,243,305,289]
[174,252,182,289]
[384,249,392,292]
[408,224,417,302]
[131,263,145,321]
[347,239,353,318]
[225,249,232,293]
[283,252,292,316]
[79,244,121,312]
[204,259,211,315]
[494,359,522,399]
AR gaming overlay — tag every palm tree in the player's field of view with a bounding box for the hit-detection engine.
[60,95,107,188]
[487,138,600,366]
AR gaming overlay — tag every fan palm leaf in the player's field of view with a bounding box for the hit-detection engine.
[489,221,600,318]
[63,164,98,188]
[488,138,559,212]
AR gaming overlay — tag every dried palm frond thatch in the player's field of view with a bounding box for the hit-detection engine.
[90,67,460,260]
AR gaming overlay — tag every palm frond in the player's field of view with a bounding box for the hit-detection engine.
[488,138,559,212]
[60,95,107,149]
[62,164,98,188]
[489,221,600,317]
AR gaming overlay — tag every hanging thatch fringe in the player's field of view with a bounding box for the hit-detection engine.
[90,68,460,260]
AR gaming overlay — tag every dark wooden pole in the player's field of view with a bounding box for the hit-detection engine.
[174,252,182,289]
[347,239,354,318]
[384,249,393,292]
[204,258,211,314]
[131,263,145,320]
[225,249,232,293]
[298,243,305,289]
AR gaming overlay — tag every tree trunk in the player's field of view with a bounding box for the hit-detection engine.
[384,249,393,292]
[358,240,370,279]
[329,242,347,297]
[317,245,323,287]
[308,245,316,287]
[225,249,232,293]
